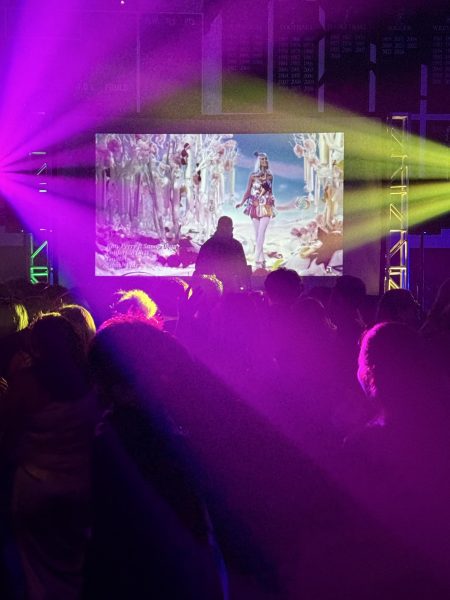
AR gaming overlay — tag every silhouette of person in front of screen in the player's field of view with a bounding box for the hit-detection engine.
[194,216,248,292]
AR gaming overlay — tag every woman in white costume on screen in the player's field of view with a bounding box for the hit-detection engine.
[236,152,276,269]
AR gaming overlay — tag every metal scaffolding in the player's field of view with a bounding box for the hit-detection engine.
[384,115,409,291]
[30,237,52,284]
[28,143,54,284]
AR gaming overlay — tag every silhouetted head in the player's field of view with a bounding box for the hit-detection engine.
[187,274,223,314]
[291,297,335,338]
[264,268,303,306]
[59,304,96,353]
[111,289,161,327]
[375,289,420,328]
[357,321,425,407]
[30,313,89,400]
[332,275,366,309]
[31,313,84,364]
[89,319,192,412]
[0,298,28,338]
[216,216,234,238]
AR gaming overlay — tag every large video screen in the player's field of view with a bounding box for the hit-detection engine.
[95,133,343,276]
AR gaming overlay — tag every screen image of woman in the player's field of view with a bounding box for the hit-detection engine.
[235,152,276,269]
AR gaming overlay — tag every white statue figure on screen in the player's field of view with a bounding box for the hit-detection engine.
[146,133,183,243]
[130,135,153,231]
[223,139,238,205]
[145,137,165,236]
[167,137,184,242]
[208,144,226,227]
[96,136,114,224]
[324,132,344,164]
[125,135,140,229]
[293,134,321,213]
[105,135,132,230]
[292,132,344,232]
[191,134,221,241]
[319,132,343,230]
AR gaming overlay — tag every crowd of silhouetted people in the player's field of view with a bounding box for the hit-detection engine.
[1,272,450,599]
